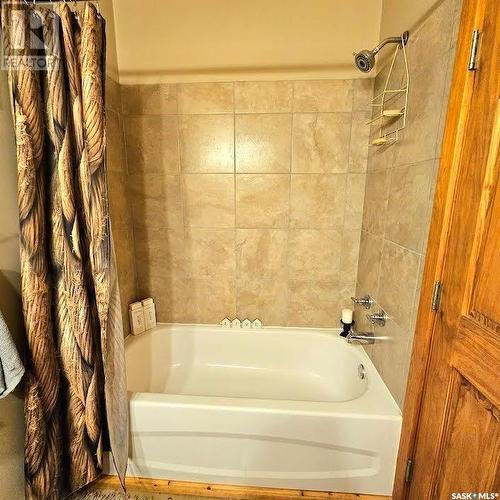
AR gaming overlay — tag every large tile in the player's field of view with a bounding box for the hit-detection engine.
[410,255,426,334]
[362,169,390,236]
[236,278,287,326]
[177,82,233,114]
[293,80,353,112]
[386,160,434,252]
[287,280,354,327]
[108,172,132,230]
[435,44,458,158]
[349,111,371,172]
[129,173,183,229]
[289,174,346,228]
[121,83,177,115]
[236,174,289,228]
[367,139,395,171]
[134,228,185,280]
[292,113,351,173]
[370,317,411,408]
[114,228,136,294]
[124,115,179,174]
[345,173,366,229]
[352,78,374,111]
[378,241,420,331]
[340,229,361,283]
[450,0,464,53]
[236,229,287,280]
[235,114,291,173]
[185,228,235,279]
[288,229,342,281]
[235,81,293,113]
[105,76,121,114]
[179,115,234,173]
[393,61,449,167]
[183,174,234,227]
[184,278,236,324]
[409,0,456,59]
[106,109,125,173]
[392,16,452,167]
[356,230,383,296]
[113,228,136,336]
[137,275,187,323]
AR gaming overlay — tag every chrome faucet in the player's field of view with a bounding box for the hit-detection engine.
[346,330,376,344]
[346,330,389,344]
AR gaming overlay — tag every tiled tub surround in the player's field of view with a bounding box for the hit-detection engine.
[106,76,138,336]
[354,0,462,407]
[122,79,373,327]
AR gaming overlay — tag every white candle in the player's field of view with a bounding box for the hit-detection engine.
[342,308,353,324]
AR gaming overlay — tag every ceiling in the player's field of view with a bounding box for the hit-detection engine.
[109,0,383,83]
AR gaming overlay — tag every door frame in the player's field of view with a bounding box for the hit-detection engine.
[392,0,491,497]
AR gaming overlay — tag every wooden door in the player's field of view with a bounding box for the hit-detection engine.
[394,0,500,498]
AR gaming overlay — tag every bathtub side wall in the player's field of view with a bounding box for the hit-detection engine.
[354,0,463,407]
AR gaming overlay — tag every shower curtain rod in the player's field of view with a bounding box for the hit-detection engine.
[21,0,99,6]
[20,0,100,14]
[22,0,97,3]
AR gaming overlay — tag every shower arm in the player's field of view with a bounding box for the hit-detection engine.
[371,32,408,56]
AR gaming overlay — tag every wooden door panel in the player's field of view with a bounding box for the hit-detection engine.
[473,168,500,325]
[434,318,500,498]
[452,317,500,408]
[400,0,500,497]
[435,374,500,497]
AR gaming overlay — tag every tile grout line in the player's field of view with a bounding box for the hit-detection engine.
[232,81,238,321]
[118,81,140,303]
[175,83,192,322]
[285,82,295,326]
[339,81,355,300]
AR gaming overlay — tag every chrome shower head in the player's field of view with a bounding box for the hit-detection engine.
[354,49,376,73]
[353,31,409,73]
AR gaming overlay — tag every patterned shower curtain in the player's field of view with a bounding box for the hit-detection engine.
[1,2,128,498]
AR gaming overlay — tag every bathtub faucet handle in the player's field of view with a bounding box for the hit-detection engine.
[350,295,374,309]
[366,309,388,327]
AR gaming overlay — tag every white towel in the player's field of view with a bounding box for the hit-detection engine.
[0,309,24,398]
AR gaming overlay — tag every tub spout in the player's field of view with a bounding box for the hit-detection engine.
[345,330,389,344]
[346,331,375,344]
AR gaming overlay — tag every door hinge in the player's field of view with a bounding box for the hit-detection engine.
[405,458,415,483]
[432,281,442,311]
[468,29,480,70]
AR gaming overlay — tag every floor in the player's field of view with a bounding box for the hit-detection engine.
[68,476,391,500]
[70,486,227,500]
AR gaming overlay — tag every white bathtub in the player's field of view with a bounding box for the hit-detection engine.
[116,324,401,495]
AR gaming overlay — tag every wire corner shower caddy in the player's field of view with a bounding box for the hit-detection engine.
[367,33,410,147]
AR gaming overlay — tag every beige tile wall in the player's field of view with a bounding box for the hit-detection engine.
[354,0,463,408]
[121,78,373,327]
[107,77,138,336]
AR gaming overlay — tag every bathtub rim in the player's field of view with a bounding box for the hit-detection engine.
[125,322,402,419]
